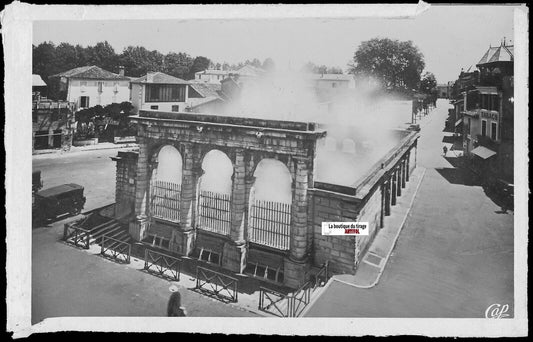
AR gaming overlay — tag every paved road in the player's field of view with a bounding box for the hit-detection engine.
[32,148,258,324]
[305,99,514,318]
[33,149,123,211]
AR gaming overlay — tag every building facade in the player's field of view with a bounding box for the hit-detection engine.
[111,110,419,288]
[130,72,191,113]
[50,65,130,110]
[456,41,514,183]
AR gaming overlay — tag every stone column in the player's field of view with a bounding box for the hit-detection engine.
[396,166,402,197]
[384,178,391,216]
[180,143,195,229]
[290,158,309,261]
[221,149,247,274]
[401,159,407,188]
[129,137,151,241]
[284,157,311,288]
[176,143,197,257]
[406,151,410,182]
[230,149,246,243]
[391,171,397,206]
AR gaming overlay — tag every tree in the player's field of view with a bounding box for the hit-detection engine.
[349,38,425,91]
[163,52,193,79]
[188,56,211,79]
[32,42,58,80]
[88,41,119,72]
[419,71,437,94]
[262,58,276,72]
[119,46,164,77]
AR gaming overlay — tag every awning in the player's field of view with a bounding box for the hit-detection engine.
[471,146,497,159]
[455,119,463,127]
[473,86,498,95]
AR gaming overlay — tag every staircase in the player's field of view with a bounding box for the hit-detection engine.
[74,210,133,248]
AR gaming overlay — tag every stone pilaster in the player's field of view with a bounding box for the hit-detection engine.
[289,158,309,262]
[401,159,407,188]
[230,149,246,243]
[391,171,397,206]
[396,165,402,197]
[384,179,391,216]
[406,151,410,182]
[180,143,196,230]
[134,137,150,217]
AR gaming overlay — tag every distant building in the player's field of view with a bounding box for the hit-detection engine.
[32,78,76,151]
[453,40,514,183]
[130,72,191,113]
[49,65,130,110]
[194,69,230,84]
[436,83,452,98]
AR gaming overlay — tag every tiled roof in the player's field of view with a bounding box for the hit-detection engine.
[51,65,128,80]
[477,44,514,65]
[131,72,189,84]
[189,82,222,98]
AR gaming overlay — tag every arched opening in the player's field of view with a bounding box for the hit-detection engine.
[196,149,233,236]
[150,145,183,223]
[248,159,292,250]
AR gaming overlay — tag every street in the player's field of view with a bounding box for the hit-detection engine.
[32,147,258,324]
[304,99,514,317]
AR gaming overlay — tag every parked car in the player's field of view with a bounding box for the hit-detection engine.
[32,170,43,193]
[33,183,86,225]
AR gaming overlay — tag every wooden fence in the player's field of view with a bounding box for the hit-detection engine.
[249,200,291,250]
[150,180,181,223]
[197,190,231,235]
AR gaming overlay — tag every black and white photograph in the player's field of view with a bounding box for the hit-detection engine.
[3,2,528,337]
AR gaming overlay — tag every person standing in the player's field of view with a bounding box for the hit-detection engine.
[443,145,448,156]
[167,285,187,317]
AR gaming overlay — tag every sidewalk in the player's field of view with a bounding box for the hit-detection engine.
[333,166,427,288]
[33,142,139,156]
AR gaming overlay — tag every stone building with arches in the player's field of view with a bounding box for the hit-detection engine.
[112,110,419,288]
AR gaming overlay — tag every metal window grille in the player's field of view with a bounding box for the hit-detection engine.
[197,190,231,235]
[150,180,181,223]
[249,200,291,250]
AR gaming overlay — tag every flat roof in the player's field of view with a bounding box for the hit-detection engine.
[36,183,84,197]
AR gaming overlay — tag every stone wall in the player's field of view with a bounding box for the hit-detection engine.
[311,190,359,275]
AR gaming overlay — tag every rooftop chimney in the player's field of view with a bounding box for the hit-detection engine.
[147,72,154,83]
[119,66,125,77]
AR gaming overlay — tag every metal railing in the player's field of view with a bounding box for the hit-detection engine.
[143,249,182,281]
[313,261,329,291]
[150,180,181,223]
[195,266,238,303]
[259,262,330,317]
[288,280,312,317]
[63,222,91,249]
[258,287,290,317]
[249,200,291,250]
[197,190,231,235]
[100,235,131,264]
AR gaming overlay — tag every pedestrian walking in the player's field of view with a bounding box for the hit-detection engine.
[167,285,187,317]
[443,145,448,156]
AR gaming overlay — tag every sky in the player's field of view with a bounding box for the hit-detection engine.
[33,5,517,84]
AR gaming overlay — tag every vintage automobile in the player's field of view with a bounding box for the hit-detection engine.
[33,183,86,225]
[32,170,43,193]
